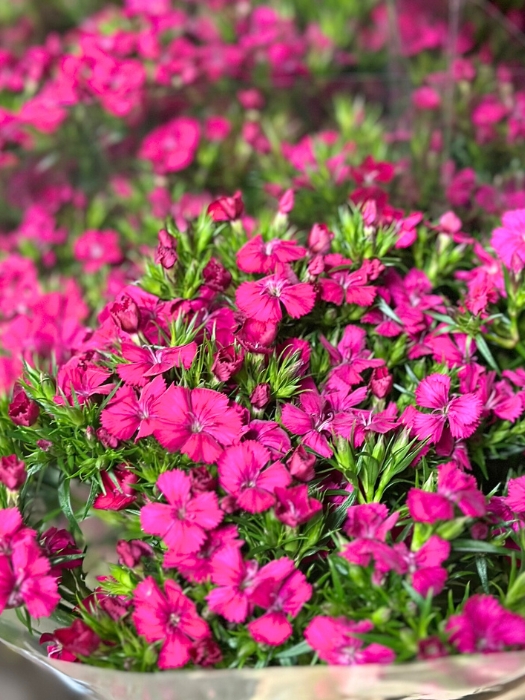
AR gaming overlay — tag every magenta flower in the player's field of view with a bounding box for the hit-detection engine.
[305,617,395,665]
[73,229,123,273]
[56,360,114,406]
[141,470,223,555]
[319,256,381,307]
[281,386,364,459]
[236,273,316,322]
[8,386,39,427]
[153,386,242,463]
[446,595,525,653]
[491,209,525,274]
[236,235,306,274]
[0,538,59,618]
[93,466,138,511]
[0,455,26,491]
[248,558,312,646]
[407,461,486,523]
[241,419,292,458]
[207,191,244,222]
[100,375,166,441]
[322,324,383,389]
[139,118,200,174]
[504,475,525,514]
[206,545,259,623]
[411,373,482,449]
[132,577,210,669]
[218,441,290,513]
[394,536,450,597]
[164,525,241,583]
[117,342,197,387]
[41,620,101,663]
[274,485,322,528]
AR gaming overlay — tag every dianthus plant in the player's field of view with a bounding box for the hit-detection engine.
[3,195,525,671]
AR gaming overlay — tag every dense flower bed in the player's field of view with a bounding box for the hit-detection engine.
[2,0,525,674]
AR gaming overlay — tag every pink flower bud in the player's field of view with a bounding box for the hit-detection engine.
[96,427,119,449]
[417,636,448,660]
[155,228,178,269]
[307,254,326,276]
[116,539,154,568]
[207,191,244,222]
[8,386,39,427]
[212,345,244,382]
[250,383,271,409]
[370,366,393,398]
[308,223,333,254]
[288,446,316,482]
[37,439,52,451]
[203,258,232,291]
[278,189,294,215]
[0,455,26,491]
[109,295,141,333]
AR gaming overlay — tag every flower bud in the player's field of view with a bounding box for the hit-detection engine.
[203,258,232,292]
[250,383,271,409]
[109,295,141,333]
[308,223,333,254]
[116,539,154,568]
[288,446,316,482]
[370,366,393,398]
[212,345,244,382]
[96,427,119,449]
[155,228,178,269]
[278,189,294,215]
[207,191,244,222]
[8,386,39,427]
[0,455,26,491]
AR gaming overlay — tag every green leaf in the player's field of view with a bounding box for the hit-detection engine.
[475,334,500,373]
[58,479,82,538]
[276,640,312,659]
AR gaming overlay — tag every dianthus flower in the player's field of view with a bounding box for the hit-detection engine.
[305,617,395,665]
[393,536,450,597]
[410,373,482,450]
[319,256,382,307]
[274,485,322,527]
[133,577,210,669]
[322,324,383,389]
[164,525,241,583]
[446,595,525,653]
[40,620,101,662]
[73,230,123,273]
[93,466,138,511]
[139,118,200,174]
[236,235,306,274]
[248,558,312,646]
[206,545,258,623]
[236,272,316,322]
[491,210,525,274]
[117,342,197,387]
[100,375,166,441]
[141,470,223,555]
[217,441,290,513]
[153,386,242,463]
[408,461,486,523]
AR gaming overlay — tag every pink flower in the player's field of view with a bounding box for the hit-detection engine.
[242,420,292,458]
[40,528,82,577]
[101,375,166,441]
[411,373,482,449]
[218,441,290,513]
[491,209,525,274]
[0,509,31,554]
[139,118,200,174]
[288,446,316,482]
[207,545,258,622]
[274,485,322,527]
[109,295,141,333]
[394,536,450,597]
[236,273,316,322]
[207,191,244,222]
[236,235,306,274]
[305,617,395,665]
[504,476,525,514]
[141,470,223,555]
[117,540,153,568]
[408,461,486,523]
[446,595,525,653]
[248,558,312,646]
[319,257,381,307]
[308,223,333,254]
[153,386,242,463]
[133,577,210,669]
[0,455,26,491]
[93,466,138,511]
[164,525,241,583]
[412,86,441,110]
[41,620,101,662]
[0,537,59,618]
[117,342,197,387]
[8,386,39,426]
[281,385,366,458]
[73,230,123,273]
[155,229,178,269]
[56,359,113,406]
[322,324,383,389]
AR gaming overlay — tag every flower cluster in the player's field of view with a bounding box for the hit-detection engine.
[3,0,525,678]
